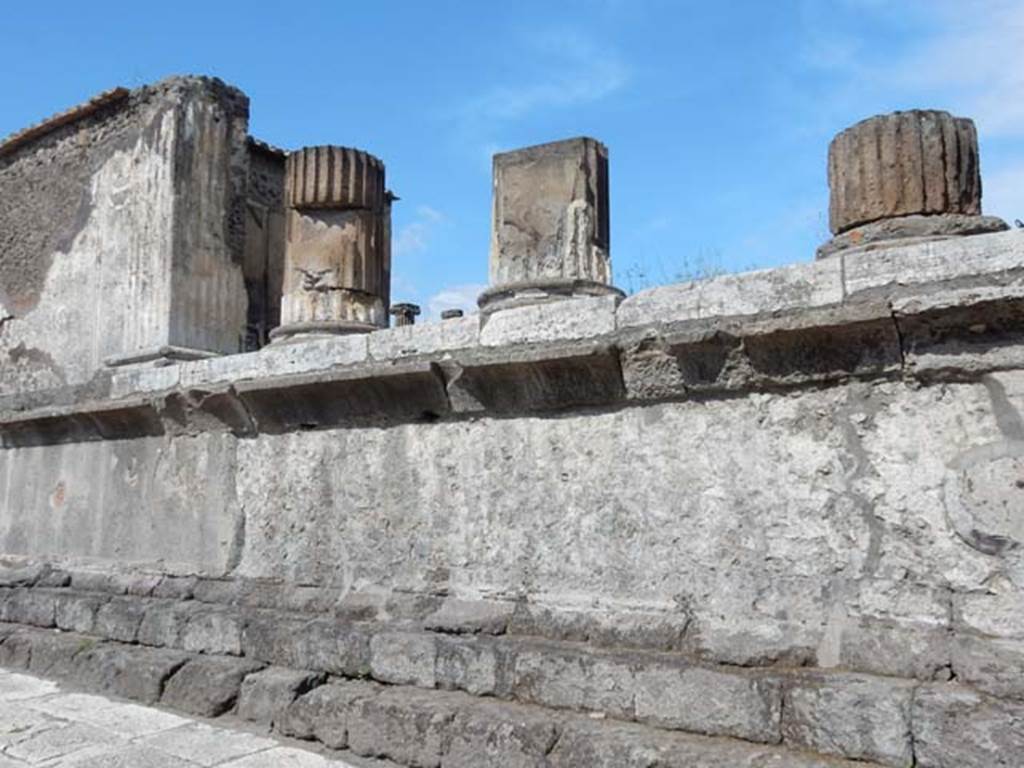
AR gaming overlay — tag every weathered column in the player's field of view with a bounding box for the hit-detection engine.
[818,110,1007,258]
[477,137,624,314]
[270,146,390,341]
[390,302,420,327]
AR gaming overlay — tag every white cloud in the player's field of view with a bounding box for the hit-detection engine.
[800,0,1024,139]
[394,205,447,257]
[458,32,628,126]
[425,283,487,321]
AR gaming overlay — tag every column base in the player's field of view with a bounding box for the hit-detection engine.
[268,320,378,343]
[816,213,1008,260]
[477,278,625,315]
[104,345,221,368]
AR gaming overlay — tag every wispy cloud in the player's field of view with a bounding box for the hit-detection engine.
[425,283,486,321]
[800,0,1024,139]
[393,205,446,257]
[457,32,628,129]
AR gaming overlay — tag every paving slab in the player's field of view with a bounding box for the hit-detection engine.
[0,669,360,767]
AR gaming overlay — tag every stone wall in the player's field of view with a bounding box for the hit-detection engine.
[2,84,1023,766]
[0,77,281,395]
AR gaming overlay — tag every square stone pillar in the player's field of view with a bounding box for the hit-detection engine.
[478,137,623,314]
[102,77,252,367]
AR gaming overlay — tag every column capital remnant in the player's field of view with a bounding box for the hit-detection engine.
[478,137,624,314]
[818,109,1007,258]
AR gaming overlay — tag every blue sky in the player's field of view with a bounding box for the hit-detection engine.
[2,1,1022,317]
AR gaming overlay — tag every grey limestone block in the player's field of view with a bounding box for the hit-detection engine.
[509,640,635,719]
[423,597,516,635]
[137,600,204,648]
[434,634,508,697]
[25,630,94,680]
[276,680,383,749]
[633,660,782,743]
[782,672,915,766]
[160,655,264,717]
[0,588,57,628]
[93,596,147,643]
[236,666,325,726]
[912,683,1024,768]
[181,605,244,656]
[346,686,462,768]
[369,630,437,688]
[54,592,108,635]
[72,642,191,704]
[443,699,561,768]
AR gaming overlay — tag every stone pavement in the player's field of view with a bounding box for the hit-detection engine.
[0,669,358,767]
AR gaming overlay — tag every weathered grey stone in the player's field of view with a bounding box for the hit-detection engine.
[0,626,33,669]
[367,316,479,360]
[817,213,1008,258]
[346,687,461,768]
[782,673,915,766]
[137,600,204,648]
[277,680,382,748]
[828,617,952,681]
[479,294,618,347]
[55,592,108,635]
[0,587,56,627]
[828,110,982,235]
[271,146,389,340]
[913,683,1024,767]
[444,699,560,768]
[481,137,621,314]
[434,635,507,696]
[181,605,243,655]
[236,666,325,726]
[952,634,1024,699]
[617,257,844,329]
[94,596,146,642]
[160,655,264,717]
[25,629,94,679]
[0,77,251,396]
[0,563,45,587]
[510,641,635,718]
[549,717,881,768]
[73,642,191,704]
[634,661,782,743]
[150,576,197,600]
[424,597,516,635]
[370,630,437,688]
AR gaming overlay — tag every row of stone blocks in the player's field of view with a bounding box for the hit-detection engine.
[0,579,1022,767]
[2,620,1019,768]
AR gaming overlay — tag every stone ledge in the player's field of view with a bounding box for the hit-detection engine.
[2,230,1024,447]
[0,623,892,768]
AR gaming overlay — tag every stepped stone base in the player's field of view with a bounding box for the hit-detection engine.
[817,213,1008,259]
[477,277,624,315]
[0,571,1023,767]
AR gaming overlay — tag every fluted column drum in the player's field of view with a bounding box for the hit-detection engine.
[270,146,391,340]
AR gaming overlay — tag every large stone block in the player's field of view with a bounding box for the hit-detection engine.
[73,643,191,704]
[236,666,325,726]
[369,630,437,688]
[94,596,146,643]
[913,683,1024,768]
[782,673,915,766]
[444,699,561,768]
[634,661,782,743]
[346,687,462,768]
[509,641,635,719]
[276,680,382,749]
[160,656,264,717]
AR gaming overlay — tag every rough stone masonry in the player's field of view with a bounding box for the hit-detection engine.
[1,78,1024,767]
